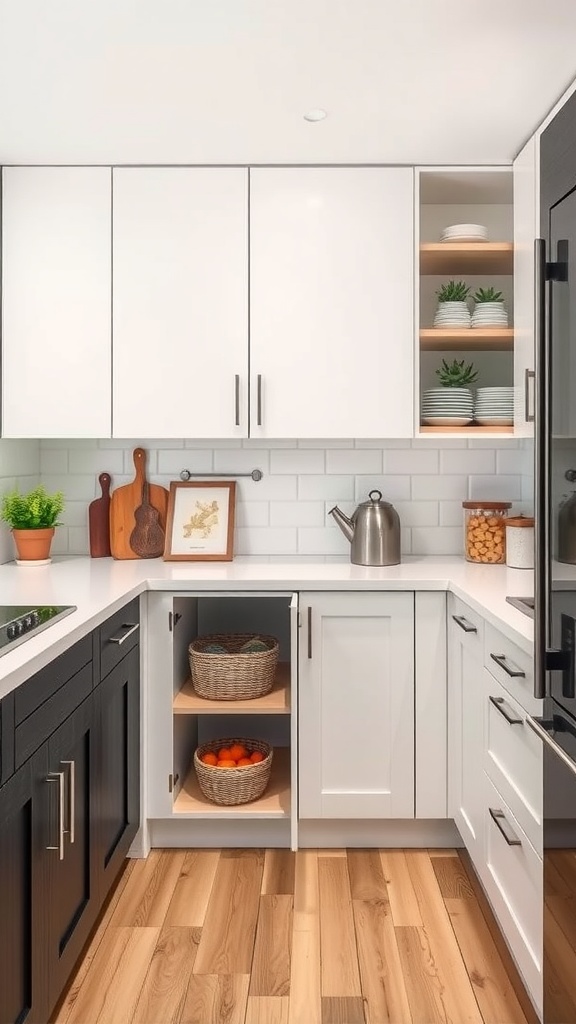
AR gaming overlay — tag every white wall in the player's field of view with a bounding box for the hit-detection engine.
[41,437,531,560]
[0,439,41,562]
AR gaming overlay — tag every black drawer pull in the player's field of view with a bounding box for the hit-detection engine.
[452,614,477,634]
[489,695,523,725]
[489,807,522,847]
[490,653,525,678]
[108,623,139,646]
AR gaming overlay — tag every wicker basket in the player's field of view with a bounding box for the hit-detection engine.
[189,633,279,701]
[193,738,273,805]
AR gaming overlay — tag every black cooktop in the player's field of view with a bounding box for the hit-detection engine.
[0,605,77,657]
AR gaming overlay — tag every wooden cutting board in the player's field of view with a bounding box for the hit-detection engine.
[88,472,112,557]
[110,448,169,559]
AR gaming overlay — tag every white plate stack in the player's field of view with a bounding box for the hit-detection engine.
[441,223,488,243]
[474,387,514,426]
[421,388,474,426]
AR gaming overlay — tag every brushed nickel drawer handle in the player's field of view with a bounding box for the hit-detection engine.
[452,614,477,634]
[489,695,523,726]
[489,807,522,847]
[490,653,526,678]
[307,607,312,659]
[46,771,65,860]
[61,759,75,843]
[109,622,139,645]
[234,374,240,427]
[525,368,535,423]
[257,374,263,426]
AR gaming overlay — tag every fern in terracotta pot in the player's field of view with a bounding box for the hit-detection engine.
[1,485,65,563]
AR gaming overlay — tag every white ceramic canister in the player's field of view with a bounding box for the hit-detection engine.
[505,516,535,569]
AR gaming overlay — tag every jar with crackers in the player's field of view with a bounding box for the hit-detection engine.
[462,501,512,563]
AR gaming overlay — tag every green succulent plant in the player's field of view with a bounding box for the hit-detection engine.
[474,287,503,303]
[436,280,470,303]
[0,485,65,530]
[435,358,479,388]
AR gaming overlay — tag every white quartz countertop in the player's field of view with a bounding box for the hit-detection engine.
[0,554,536,699]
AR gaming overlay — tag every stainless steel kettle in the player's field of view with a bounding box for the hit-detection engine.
[329,489,401,566]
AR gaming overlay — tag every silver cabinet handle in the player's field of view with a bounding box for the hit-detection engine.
[234,374,240,427]
[61,759,75,843]
[490,653,525,678]
[524,368,535,423]
[452,614,477,634]
[489,807,522,847]
[534,237,548,699]
[307,606,312,659]
[527,716,576,778]
[489,695,523,726]
[46,771,65,860]
[257,374,262,426]
[109,622,139,645]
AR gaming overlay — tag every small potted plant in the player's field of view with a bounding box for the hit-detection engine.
[471,286,509,328]
[421,359,478,425]
[433,280,471,328]
[0,485,65,563]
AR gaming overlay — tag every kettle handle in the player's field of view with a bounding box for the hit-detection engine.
[369,490,383,502]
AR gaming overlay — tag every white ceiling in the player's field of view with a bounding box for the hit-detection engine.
[1,0,576,166]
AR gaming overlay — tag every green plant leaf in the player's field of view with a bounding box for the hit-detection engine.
[0,485,65,530]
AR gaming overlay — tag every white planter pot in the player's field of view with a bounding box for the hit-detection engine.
[434,301,471,328]
[471,301,508,328]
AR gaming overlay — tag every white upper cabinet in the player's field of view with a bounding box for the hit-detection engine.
[112,168,248,439]
[513,135,539,437]
[249,168,414,438]
[2,167,111,438]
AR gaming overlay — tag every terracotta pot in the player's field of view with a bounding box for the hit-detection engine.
[12,527,55,562]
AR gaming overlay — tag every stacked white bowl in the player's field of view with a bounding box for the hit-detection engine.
[441,223,488,242]
[474,387,514,426]
[421,388,474,426]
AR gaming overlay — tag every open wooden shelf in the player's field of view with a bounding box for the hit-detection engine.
[420,328,514,351]
[420,242,513,275]
[173,747,291,818]
[173,662,291,715]
[419,425,514,434]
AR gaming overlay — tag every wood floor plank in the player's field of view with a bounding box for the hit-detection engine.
[164,851,220,927]
[64,927,159,1024]
[250,895,293,996]
[316,849,347,857]
[431,855,475,899]
[544,851,573,898]
[321,996,366,1024]
[193,849,264,975]
[180,974,250,1024]
[289,851,321,1024]
[444,897,528,1024]
[245,996,290,1023]
[318,856,362,998]
[395,925,453,1024]
[352,898,412,1024]
[347,850,389,901]
[261,850,296,895]
[427,848,459,857]
[546,894,576,949]
[380,851,423,926]
[110,849,187,928]
[131,926,201,1024]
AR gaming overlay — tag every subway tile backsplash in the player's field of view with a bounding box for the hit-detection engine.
[38,437,534,559]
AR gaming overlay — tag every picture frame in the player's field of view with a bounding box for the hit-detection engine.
[163,481,236,561]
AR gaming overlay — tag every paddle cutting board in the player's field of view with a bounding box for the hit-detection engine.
[88,472,112,557]
[110,448,169,559]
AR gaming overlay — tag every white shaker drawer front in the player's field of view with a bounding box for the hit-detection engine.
[482,773,543,1010]
[484,670,543,855]
[483,622,538,715]
[449,596,484,653]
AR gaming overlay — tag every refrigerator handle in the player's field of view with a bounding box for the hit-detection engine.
[534,237,549,699]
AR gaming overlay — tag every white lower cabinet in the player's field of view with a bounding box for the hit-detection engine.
[298,592,415,819]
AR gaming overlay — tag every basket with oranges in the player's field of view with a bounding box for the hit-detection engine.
[193,737,273,805]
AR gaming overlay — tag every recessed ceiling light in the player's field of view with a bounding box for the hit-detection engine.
[303,109,327,122]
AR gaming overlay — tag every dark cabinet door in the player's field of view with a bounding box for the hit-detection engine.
[96,644,140,898]
[0,744,50,1024]
[46,693,99,1007]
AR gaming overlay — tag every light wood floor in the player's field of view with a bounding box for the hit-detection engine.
[51,848,538,1024]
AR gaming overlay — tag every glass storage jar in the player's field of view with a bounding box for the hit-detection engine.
[505,516,535,569]
[462,501,512,563]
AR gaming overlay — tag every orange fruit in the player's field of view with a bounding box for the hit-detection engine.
[250,750,265,764]
[200,752,218,766]
[217,747,233,761]
[217,759,236,768]
[236,757,252,767]
[229,743,248,761]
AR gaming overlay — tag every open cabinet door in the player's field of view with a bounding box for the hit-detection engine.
[290,592,299,852]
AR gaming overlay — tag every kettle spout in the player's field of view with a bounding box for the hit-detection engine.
[328,504,354,543]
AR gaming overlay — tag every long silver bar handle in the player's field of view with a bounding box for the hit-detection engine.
[524,368,535,423]
[489,695,523,725]
[234,374,240,427]
[489,653,526,678]
[46,771,65,860]
[452,614,477,634]
[109,622,140,645]
[257,375,263,426]
[61,759,75,843]
[534,238,548,699]
[307,606,312,659]
[489,808,522,847]
[527,716,576,779]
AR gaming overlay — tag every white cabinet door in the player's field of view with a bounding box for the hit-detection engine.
[448,598,485,865]
[298,592,414,818]
[513,134,539,437]
[250,168,414,438]
[2,167,111,438]
[113,168,248,439]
